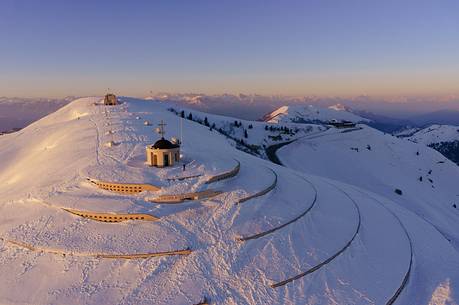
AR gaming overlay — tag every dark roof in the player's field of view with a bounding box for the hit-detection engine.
[153,138,179,149]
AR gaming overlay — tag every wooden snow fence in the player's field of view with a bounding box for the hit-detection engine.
[166,174,203,182]
[237,175,318,241]
[4,238,191,259]
[205,159,240,184]
[270,183,361,288]
[148,189,222,204]
[88,178,160,194]
[236,168,277,204]
[63,208,159,222]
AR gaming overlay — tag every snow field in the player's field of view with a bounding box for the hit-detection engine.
[1,97,457,304]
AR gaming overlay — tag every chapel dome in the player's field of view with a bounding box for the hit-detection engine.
[152,138,179,149]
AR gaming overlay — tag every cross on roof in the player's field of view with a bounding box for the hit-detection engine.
[157,120,167,138]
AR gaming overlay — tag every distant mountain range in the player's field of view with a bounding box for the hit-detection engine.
[350,110,413,133]
[2,93,459,137]
[408,110,459,126]
[0,97,75,132]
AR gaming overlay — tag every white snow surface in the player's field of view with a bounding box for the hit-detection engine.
[277,125,459,304]
[408,124,459,145]
[263,104,370,124]
[0,97,457,304]
[165,105,326,157]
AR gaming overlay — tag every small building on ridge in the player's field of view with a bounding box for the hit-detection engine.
[104,94,118,105]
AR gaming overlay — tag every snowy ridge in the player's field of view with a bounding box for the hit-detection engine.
[407,124,459,145]
[0,97,74,132]
[0,97,457,304]
[262,104,370,124]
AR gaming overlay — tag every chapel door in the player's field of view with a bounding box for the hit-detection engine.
[164,154,169,166]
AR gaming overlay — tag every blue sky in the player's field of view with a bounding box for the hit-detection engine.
[1,0,458,97]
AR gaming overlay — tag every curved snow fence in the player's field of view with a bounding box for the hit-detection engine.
[63,208,159,222]
[88,178,160,194]
[386,251,413,305]
[236,168,277,204]
[166,174,203,182]
[205,159,241,184]
[351,188,413,305]
[238,175,318,241]
[147,189,222,204]
[271,183,361,288]
[4,238,191,259]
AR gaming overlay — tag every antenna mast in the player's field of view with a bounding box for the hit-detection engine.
[180,116,183,144]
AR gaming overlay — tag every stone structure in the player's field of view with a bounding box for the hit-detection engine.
[87,178,160,194]
[146,121,181,167]
[63,208,159,222]
[104,93,118,105]
[148,189,222,203]
[328,120,356,129]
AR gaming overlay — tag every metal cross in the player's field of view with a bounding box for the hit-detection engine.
[158,120,167,138]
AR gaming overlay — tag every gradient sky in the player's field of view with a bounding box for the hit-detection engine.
[1,0,458,98]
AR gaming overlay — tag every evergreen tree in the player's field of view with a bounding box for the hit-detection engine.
[180,110,185,118]
[187,113,193,120]
[244,129,248,138]
[204,117,209,127]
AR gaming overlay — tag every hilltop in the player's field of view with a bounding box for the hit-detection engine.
[407,125,459,165]
[0,97,457,304]
[262,104,369,124]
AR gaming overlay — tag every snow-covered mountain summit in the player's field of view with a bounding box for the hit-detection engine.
[0,97,457,305]
[262,104,370,124]
[406,124,459,166]
[408,124,459,145]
